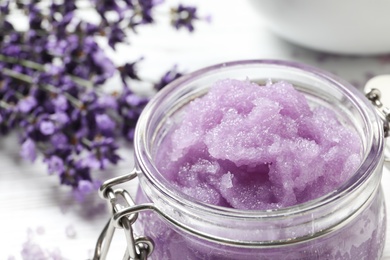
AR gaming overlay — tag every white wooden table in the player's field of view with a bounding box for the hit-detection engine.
[2,0,390,259]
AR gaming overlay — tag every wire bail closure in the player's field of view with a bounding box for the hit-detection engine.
[365,75,390,137]
[365,75,390,163]
[93,169,155,260]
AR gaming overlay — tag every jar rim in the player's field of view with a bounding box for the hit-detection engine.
[134,59,384,219]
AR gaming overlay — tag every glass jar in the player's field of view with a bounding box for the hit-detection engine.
[129,60,387,259]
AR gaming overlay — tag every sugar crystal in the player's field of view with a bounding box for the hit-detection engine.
[156,79,362,210]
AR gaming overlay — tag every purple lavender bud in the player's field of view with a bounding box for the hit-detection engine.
[63,0,77,13]
[153,0,164,5]
[66,35,80,52]
[46,39,66,56]
[126,128,135,140]
[137,0,155,24]
[20,139,37,162]
[80,91,98,104]
[47,65,65,76]
[90,137,121,165]
[50,133,69,149]
[47,155,65,175]
[95,114,116,133]
[171,4,199,32]
[52,112,69,126]
[123,0,135,7]
[3,45,21,56]
[78,179,93,193]
[18,96,37,113]
[108,25,126,49]
[97,95,118,110]
[119,60,142,83]
[82,154,101,170]
[126,93,146,107]
[154,65,183,90]
[39,120,55,135]
[0,1,10,15]
[74,160,92,180]
[52,95,68,112]
[84,22,99,35]
[91,48,116,84]
[74,122,89,140]
[59,12,74,27]
[93,179,103,189]
[28,5,43,30]
[73,180,93,202]
[0,21,13,38]
[97,0,120,13]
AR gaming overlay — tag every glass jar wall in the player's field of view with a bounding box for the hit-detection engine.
[133,60,387,259]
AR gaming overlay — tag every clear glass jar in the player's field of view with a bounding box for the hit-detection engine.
[133,60,387,259]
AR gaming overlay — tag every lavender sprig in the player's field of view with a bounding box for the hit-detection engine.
[0,0,206,201]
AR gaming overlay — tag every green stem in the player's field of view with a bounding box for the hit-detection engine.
[70,74,95,89]
[0,54,44,71]
[0,54,95,90]
[81,137,93,148]
[0,99,11,109]
[1,67,83,108]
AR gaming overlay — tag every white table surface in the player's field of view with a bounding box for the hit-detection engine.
[2,0,390,259]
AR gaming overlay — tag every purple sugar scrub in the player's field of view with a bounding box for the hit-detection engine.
[132,61,386,259]
[155,79,362,210]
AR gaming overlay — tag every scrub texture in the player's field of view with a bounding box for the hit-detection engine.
[135,78,385,260]
[155,79,362,210]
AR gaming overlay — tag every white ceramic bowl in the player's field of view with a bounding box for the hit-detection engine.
[249,0,390,55]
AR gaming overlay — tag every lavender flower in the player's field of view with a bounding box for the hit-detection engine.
[0,1,10,15]
[171,4,200,32]
[118,59,142,84]
[47,155,65,175]
[154,65,184,91]
[39,120,56,136]
[117,88,149,141]
[131,0,156,26]
[0,0,206,202]
[20,138,37,162]
[18,96,37,113]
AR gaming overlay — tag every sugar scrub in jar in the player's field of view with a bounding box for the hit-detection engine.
[106,61,387,259]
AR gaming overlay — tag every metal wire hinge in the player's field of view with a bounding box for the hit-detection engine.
[93,169,155,260]
[365,75,390,137]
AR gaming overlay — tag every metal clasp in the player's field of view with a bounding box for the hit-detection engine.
[365,75,390,163]
[365,75,390,137]
[93,170,155,260]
